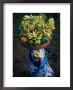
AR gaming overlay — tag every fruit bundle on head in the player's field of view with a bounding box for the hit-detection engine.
[19,14,55,49]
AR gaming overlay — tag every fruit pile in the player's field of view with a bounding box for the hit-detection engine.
[19,14,55,47]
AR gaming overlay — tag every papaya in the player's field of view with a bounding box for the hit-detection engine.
[34,40,41,46]
[28,40,33,45]
[20,36,28,43]
[41,36,49,43]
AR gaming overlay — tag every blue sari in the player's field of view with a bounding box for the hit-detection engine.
[28,48,54,77]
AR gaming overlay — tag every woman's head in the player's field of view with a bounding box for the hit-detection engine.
[29,48,45,67]
[29,48,45,62]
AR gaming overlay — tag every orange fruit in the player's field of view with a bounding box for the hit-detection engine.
[21,36,28,43]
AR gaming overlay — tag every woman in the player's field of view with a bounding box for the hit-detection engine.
[29,48,54,77]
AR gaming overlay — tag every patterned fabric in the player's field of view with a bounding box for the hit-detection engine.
[28,48,54,77]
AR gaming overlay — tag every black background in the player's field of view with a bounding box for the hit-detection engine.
[0,0,72,89]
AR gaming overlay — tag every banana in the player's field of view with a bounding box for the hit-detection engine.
[36,34,43,40]
[23,15,30,19]
[46,33,52,39]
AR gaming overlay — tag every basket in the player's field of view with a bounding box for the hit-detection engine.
[29,41,49,50]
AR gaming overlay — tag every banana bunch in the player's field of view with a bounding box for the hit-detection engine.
[48,18,55,31]
[20,14,55,46]
[43,18,55,39]
[34,34,43,41]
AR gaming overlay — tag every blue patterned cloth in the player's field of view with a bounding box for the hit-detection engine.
[28,48,54,77]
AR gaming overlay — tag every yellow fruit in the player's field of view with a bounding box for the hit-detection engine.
[49,18,54,25]
[23,15,30,19]
[37,34,43,39]
[46,33,51,39]
[20,36,28,43]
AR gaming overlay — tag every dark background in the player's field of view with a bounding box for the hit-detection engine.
[13,13,60,77]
